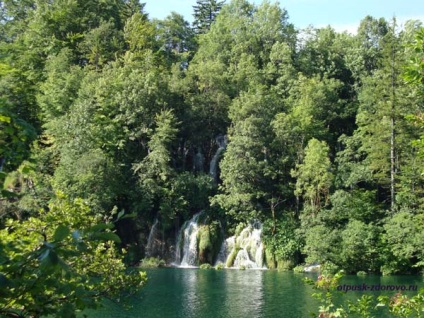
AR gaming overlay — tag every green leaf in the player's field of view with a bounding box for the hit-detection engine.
[48,250,59,265]
[0,115,11,123]
[116,209,125,221]
[88,223,113,233]
[120,212,137,220]
[92,232,121,243]
[38,249,50,262]
[54,225,70,242]
[1,189,18,199]
[0,273,11,289]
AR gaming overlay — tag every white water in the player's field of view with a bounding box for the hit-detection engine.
[175,212,265,269]
[175,212,203,267]
[215,222,265,269]
[145,218,160,258]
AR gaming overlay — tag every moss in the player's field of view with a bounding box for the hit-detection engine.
[239,265,246,270]
[140,257,165,268]
[357,271,367,276]
[198,225,212,264]
[234,222,246,237]
[3,171,23,191]
[215,263,224,270]
[226,246,240,268]
[200,263,212,269]
[293,265,305,273]
[277,259,294,271]
[265,247,276,269]
[198,221,223,265]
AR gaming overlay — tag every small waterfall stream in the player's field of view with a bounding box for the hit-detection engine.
[209,135,228,182]
[145,218,161,258]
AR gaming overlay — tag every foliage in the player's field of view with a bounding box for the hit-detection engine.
[306,273,424,318]
[140,257,166,268]
[0,193,146,318]
[192,0,225,34]
[1,0,424,287]
[215,263,224,270]
[304,271,347,318]
[198,221,223,265]
[377,289,424,317]
[292,138,333,211]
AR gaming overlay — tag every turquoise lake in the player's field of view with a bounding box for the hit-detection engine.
[82,268,423,318]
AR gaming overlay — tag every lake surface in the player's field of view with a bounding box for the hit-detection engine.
[82,268,423,318]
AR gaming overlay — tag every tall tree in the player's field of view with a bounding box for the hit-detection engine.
[192,0,225,34]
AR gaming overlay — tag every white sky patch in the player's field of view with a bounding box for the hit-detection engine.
[395,15,424,27]
[316,22,360,34]
[314,15,424,35]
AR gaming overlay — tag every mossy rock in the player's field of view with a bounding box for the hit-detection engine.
[215,263,224,270]
[198,221,223,265]
[357,271,367,276]
[234,223,246,237]
[239,265,246,270]
[200,263,212,269]
[293,265,305,273]
[264,247,276,269]
[226,246,240,268]
[277,259,294,271]
[140,257,166,268]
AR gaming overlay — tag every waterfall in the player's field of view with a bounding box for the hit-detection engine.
[174,212,265,269]
[145,218,161,258]
[175,212,204,267]
[215,221,265,269]
[193,147,205,172]
[209,135,228,182]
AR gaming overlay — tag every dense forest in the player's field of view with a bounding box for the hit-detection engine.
[1,0,424,315]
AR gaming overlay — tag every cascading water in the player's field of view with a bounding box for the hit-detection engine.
[145,218,161,258]
[174,210,265,269]
[175,212,204,267]
[209,135,228,182]
[215,221,265,269]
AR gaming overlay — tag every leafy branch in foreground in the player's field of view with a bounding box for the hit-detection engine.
[304,271,347,318]
[305,272,424,318]
[0,193,146,318]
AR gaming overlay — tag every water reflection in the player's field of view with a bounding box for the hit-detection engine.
[222,270,264,317]
[80,269,422,318]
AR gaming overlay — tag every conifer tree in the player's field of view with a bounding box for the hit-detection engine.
[192,0,225,34]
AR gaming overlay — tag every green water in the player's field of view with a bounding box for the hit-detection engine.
[82,268,423,318]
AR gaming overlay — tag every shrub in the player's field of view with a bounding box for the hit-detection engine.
[200,263,212,269]
[140,257,166,268]
[293,265,305,273]
[215,263,224,270]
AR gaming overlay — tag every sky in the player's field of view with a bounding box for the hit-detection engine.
[144,0,424,33]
